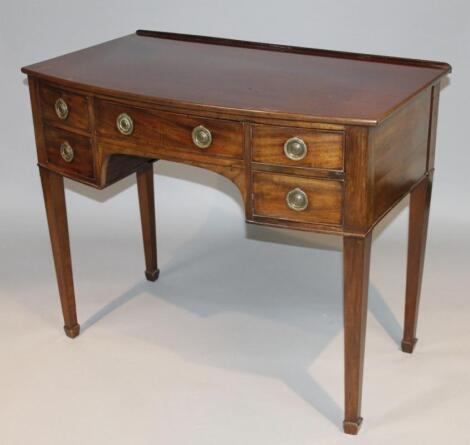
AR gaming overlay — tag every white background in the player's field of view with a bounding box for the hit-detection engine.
[1,1,469,444]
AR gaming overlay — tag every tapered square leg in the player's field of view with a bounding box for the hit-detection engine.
[343,233,372,435]
[402,176,432,353]
[137,164,159,282]
[39,168,80,338]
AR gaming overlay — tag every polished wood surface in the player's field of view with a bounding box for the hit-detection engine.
[371,90,431,220]
[252,124,344,170]
[39,167,80,338]
[402,175,433,353]
[96,99,244,159]
[22,30,450,435]
[103,154,150,187]
[343,126,373,234]
[39,83,90,132]
[22,31,450,125]
[253,171,343,225]
[43,126,94,179]
[137,164,159,282]
[343,234,372,435]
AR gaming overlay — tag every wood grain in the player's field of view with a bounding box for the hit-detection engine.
[39,167,80,338]
[27,77,48,164]
[402,174,433,353]
[95,99,244,159]
[251,162,344,180]
[137,164,159,282]
[253,171,343,225]
[39,83,90,132]
[252,124,344,170]
[103,155,151,187]
[21,31,451,435]
[43,126,94,179]
[22,31,450,125]
[247,215,343,235]
[343,126,373,233]
[136,30,451,71]
[372,90,431,220]
[343,233,372,435]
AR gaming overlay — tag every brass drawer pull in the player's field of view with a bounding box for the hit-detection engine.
[286,187,308,211]
[116,113,134,135]
[54,98,69,120]
[60,141,74,163]
[192,125,212,149]
[284,137,307,161]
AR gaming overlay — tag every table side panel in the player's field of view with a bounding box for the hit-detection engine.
[371,88,432,221]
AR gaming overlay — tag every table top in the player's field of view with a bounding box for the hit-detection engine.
[22,30,450,125]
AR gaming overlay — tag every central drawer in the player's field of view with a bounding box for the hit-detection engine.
[95,100,244,159]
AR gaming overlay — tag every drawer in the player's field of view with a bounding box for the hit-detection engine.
[95,100,244,159]
[253,171,343,225]
[44,126,94,179]
[39,84,90,131]
[252,125,344,170]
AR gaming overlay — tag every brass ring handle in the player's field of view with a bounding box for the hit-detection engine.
[55,98,69,120]
[60,141,74,163]
[286,187,309,211]
[284,137,307,161]
[192,125,212,149]
[116,113,134,135]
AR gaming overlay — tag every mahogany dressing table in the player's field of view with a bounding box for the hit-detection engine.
[21,30,450,434]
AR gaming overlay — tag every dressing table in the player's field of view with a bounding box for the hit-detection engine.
[22,30,450,434]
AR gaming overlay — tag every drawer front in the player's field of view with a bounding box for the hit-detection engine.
[44,126,94,179]
[253,172,343,225]
[95,100,244,159]
[252,125,344,170]
[39,85,90,131]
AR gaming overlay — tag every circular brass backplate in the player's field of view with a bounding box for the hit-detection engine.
[54,98,69,120]
[116,113,134,135]
[286,187,309,211]
[284,137,308,161]
[192,125,212,149]
[60,141,74,163]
